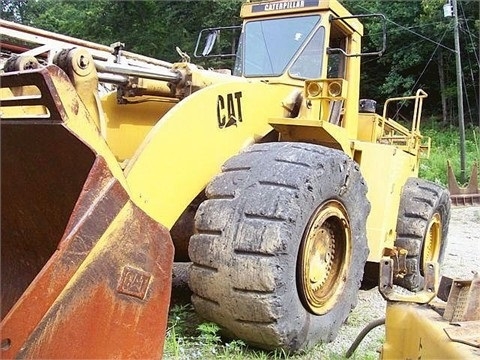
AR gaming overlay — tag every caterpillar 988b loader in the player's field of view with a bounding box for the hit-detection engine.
[1,0,451,358]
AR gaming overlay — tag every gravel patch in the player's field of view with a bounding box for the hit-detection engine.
[442,206,480,279]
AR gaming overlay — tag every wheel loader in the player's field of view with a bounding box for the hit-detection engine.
[1,0,451,358]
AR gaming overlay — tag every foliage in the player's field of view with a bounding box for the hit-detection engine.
[1,0,28,21]
[342,0,479,126]
[419,120,480,185]
[12,0,242,62]
[164,304,250,359]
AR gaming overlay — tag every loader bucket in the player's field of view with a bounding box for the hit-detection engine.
[447,160,480,206]
[1,123,96,318]
[1,66,174,358]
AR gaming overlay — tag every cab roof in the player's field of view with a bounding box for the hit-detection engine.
[240,0,363,35]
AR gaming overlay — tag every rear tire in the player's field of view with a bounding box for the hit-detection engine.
[394,178,450,291]
[188,142,370,351]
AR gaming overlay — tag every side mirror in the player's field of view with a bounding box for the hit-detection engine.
[328,14,386,57]
[194,26,242,58]
[202,30,219,56]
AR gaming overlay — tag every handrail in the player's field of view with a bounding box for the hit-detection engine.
[381,89,428,137]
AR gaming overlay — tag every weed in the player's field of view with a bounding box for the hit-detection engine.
[163,302,383,359]
[419,122,480,186]
[164,304,191,358]
[222,339,246,357]
[196,322,221,356]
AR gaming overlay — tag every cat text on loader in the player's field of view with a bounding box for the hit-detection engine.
[0,0,451,357]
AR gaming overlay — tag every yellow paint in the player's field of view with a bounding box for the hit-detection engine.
[101,92,177,162]
[269,118,351,153]
[352,141,418,261]
[125,81,295,229]
[382,303,480,359]
[45,69,128,188]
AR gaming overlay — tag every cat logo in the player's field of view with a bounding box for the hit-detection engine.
[217,91,243,129]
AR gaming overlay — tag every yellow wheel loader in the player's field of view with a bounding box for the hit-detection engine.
[1,0,451,357]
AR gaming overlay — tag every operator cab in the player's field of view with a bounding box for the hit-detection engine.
[195,0,384,137]
[233,14,325,80]
[233,0,364,84]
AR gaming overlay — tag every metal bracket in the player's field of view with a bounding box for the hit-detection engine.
[443,274,480,322]
[383,247,408,278]
[447,161,480,206]
[379,257,438,303]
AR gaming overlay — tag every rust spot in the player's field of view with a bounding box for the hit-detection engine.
[447,161,480,206]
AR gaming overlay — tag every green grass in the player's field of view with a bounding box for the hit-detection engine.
[163,303,380,360]
[163,304,292,359]
[419,120,480,186]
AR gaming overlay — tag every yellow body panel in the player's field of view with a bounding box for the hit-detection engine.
[357,113,382,142]
[125,81,296,228]
[53,80,128,189]
[353,141,418,261]
[269,118,351,153]
[241,0,363,27]
[382,303,480,359]
[101,93,177,163]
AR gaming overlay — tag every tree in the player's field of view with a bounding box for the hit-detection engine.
[342,0,479,125]
[17,0,241,62]
[1,0,28,22]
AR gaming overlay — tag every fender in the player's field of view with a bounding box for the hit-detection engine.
[125,80,297,228]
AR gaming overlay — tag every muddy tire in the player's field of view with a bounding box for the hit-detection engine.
[188,142,370,352]
[394,178,451,291]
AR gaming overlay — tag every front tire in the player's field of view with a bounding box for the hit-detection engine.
[394,178,451,291]
[188,142,370,351]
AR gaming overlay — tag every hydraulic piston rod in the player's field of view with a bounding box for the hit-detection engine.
[94,60,182,84]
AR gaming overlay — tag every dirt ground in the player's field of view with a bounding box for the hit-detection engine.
[441,205,480,279]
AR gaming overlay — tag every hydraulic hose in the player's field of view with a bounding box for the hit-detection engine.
[345,317,385,358]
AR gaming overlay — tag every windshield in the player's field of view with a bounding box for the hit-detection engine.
[234,15,321,77]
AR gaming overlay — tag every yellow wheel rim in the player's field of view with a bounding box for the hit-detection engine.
[422,213,442,271]
[298,200,351,315]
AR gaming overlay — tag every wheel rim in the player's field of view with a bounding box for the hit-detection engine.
[422,213,442,271]
[298,200,351,315]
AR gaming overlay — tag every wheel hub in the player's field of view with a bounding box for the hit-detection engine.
[308,226,335,291]
[422,213,441,270]
[298,200,351,315]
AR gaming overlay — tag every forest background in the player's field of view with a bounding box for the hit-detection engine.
[2,0,479,184]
